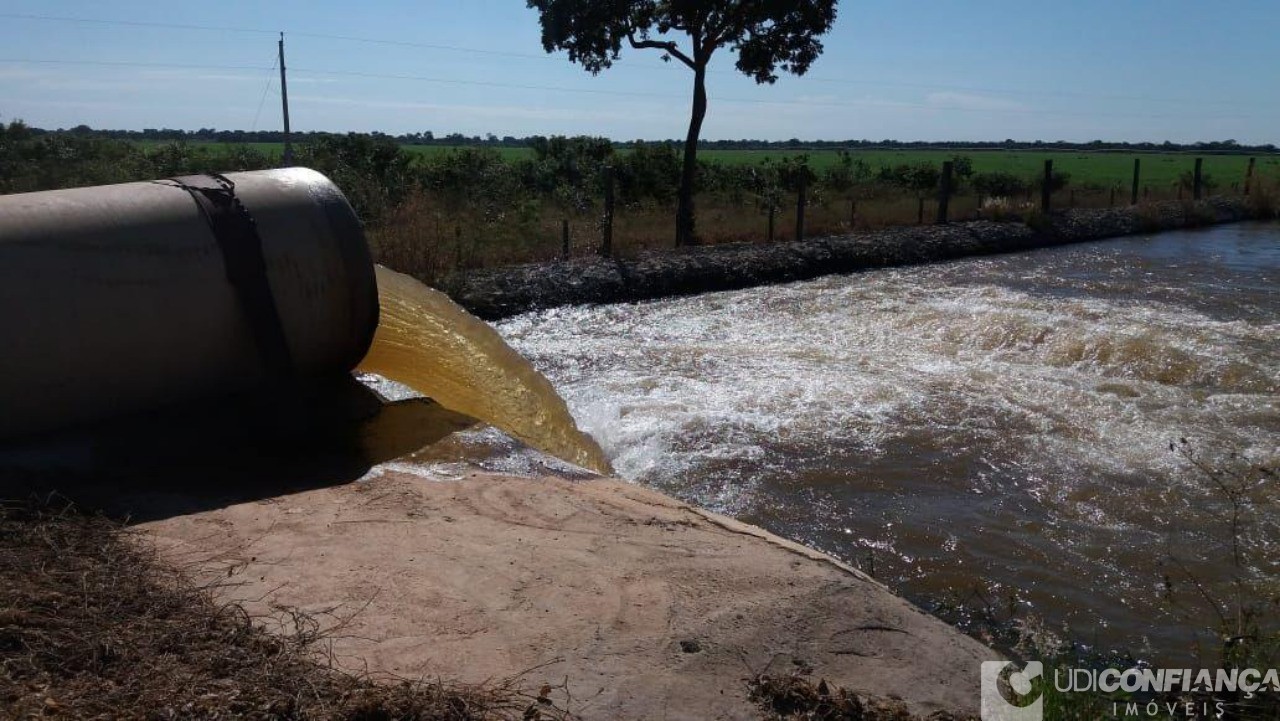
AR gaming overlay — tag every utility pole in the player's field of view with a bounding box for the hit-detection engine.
[278,32,293,165]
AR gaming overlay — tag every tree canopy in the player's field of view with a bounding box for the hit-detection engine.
[528,1,837,81]
[526,0,839,245]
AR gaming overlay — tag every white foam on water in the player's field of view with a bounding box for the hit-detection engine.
[494,235,1279,664]
[497,261,1278,521]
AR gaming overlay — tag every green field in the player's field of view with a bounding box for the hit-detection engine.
[701,149,1272,189]
[135,140,1275,189]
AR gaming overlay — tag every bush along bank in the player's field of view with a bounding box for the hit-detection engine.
[449,197,1262,320]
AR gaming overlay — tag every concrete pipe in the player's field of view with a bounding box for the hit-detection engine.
[0,168,379,439]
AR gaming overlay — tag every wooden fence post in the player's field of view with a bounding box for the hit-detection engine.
[916,197,924,225]
[936,160,953,224]
[795,174,807,242]
[1041,159,1053,213]
[1244,157,1256,196]
[1193,157,1203,200]
[600,166,614,257]
[768,205,775,242]
[1110,186,1116,207]
[1069,189,1075,208]
[561,218,570,259]
[849,198,857,227]
[1131,158,1141,205]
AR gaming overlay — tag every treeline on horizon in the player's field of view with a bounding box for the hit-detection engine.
[15,123,1279,155]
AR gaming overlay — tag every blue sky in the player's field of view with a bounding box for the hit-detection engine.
[1,1,1275,143]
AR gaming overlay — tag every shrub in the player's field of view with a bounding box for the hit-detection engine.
[877,162,940,197]
[973,171,1030,200]
[821,150,873,192]
[1032,169,1071,193]
[615,142,681,204]
[296,133,413,223]
[1178,170,1219,193]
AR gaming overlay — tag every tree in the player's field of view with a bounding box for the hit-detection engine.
[525,0,839,246]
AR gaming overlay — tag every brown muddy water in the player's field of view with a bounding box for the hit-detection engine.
[487,223,1278,664]
[358,266,611,475]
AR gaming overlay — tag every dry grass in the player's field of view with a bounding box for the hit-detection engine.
[1245,176,1279,218]
[366,189,988,285]
[367,180,1261,287]
[0,494,574,721]
[747,674,973,721]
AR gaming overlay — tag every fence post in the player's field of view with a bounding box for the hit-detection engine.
[600,165,614,257]
[849,198,857,227]
[768,205,775,242]
[454,225,463,270]
[1069,189,1075,208]
[1244,157,1256,196]
[795,174,807,242]
[1041,159,1053,213]
[1131,158,1141,205]
[936,160,953,224]
[561,218,570,260]
[1193,157,1203,200]
[1110,186,1116,207]
[916,197,924,224]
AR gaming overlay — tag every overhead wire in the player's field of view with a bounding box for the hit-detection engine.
[0,58,1260,121]
[0,11,1264,110]
[249,54,279,132]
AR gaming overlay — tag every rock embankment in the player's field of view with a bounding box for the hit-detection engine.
[451,197,1255,320]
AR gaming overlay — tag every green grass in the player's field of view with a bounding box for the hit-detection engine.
[130,140,1274,189]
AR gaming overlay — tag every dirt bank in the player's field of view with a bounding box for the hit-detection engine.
[138,467,995,720]
[452,198,1257,320]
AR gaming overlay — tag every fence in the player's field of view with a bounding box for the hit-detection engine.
[533,155,1268,263]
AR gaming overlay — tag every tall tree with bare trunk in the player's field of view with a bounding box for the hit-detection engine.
[525,1,839,246]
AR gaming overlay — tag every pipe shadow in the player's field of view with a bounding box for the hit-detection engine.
[0,376,478,523]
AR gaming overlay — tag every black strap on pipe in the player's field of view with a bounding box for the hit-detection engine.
[161,173,295,379]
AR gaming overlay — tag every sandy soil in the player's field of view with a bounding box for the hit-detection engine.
[140,466,996,720]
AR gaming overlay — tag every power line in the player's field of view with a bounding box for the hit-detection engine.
[290,31,557,62]
[0,12,566,62]
[0,12,274,36]
[283,67,1258,121]
[0,11,1265,109]
[250,54,278,132]
[0,58,272,72]
[0,58,1260,121]
[797,75,1239,107]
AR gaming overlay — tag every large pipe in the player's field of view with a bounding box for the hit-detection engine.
[0,168,379,439]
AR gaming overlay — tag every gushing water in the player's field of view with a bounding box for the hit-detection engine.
[357,266,612,475]
[495,223,1279,661]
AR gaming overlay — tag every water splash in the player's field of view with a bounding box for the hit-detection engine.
[494,224,1280,661]
[357,266,612,475]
